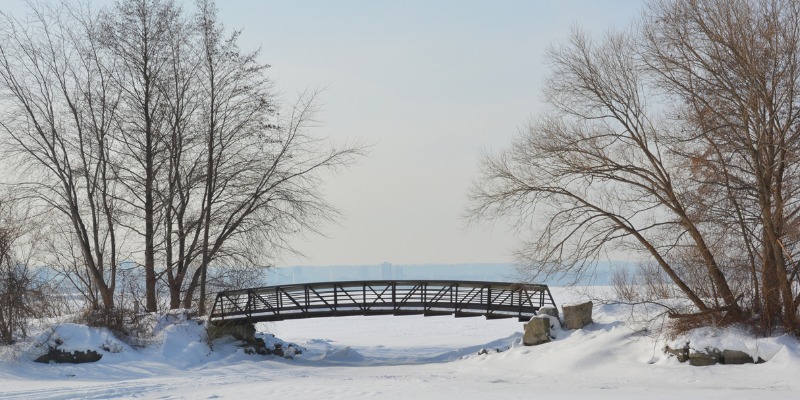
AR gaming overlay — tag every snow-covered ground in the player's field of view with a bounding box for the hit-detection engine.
[1,287,798,399]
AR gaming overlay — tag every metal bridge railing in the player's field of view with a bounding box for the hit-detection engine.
[209,280,556,324]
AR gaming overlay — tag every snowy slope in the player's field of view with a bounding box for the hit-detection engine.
[1,287,798,399]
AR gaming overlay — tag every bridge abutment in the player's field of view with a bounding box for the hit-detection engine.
[207,321,256,342]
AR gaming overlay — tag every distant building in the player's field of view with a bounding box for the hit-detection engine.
[380,262,392,280]
[394,265,404,280]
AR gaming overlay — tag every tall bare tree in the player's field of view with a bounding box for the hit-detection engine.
[157,1,204,310]
[186,0,360,313]
[99,0,182,313]
[0,3,123,312]
[643,0,800,332]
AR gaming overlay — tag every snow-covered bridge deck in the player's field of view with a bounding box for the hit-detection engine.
[209,280,556,325]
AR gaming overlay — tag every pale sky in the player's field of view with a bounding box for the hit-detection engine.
[3,0,644,266]
[218,1,644,266]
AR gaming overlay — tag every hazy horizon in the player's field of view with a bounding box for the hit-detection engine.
[233,1,644,267]
[1,0,645,267]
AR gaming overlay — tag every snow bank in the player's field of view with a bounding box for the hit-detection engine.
[1,287,799,399]
[320,346,364,362]
[149,320,212,367]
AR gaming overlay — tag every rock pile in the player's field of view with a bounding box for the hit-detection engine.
[664,343,764,366]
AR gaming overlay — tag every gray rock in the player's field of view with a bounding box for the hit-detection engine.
[562,301,593,329]
[522,317,551,346]
[689,352,718,366]
[722,349,754,365]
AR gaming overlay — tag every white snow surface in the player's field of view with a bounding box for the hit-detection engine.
[1,287,798,399]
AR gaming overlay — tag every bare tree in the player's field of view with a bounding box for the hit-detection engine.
[157,1,204,310]
[165,1,361,314]
[0,3,124,313]
[469,0,800,334]
[643,0,800,332]
[189,89,360,314]
[0,192,55,344]
[0,196,28,344]
[98,0,183,313]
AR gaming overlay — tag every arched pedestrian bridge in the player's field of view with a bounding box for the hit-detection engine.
[209,280,556,325]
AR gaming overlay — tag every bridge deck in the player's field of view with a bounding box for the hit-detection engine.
[209,280,556,325]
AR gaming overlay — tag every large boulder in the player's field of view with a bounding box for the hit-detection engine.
[562,301,593,329]
[665,344,763,366]
[523,316,551,346]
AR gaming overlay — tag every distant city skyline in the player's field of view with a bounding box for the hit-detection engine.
[265,261,624,286]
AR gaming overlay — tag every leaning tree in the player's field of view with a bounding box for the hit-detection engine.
[469,0,800,334]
